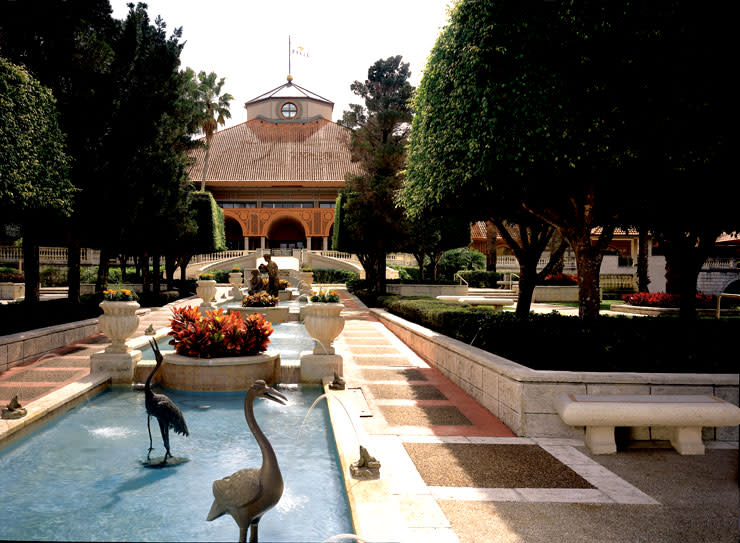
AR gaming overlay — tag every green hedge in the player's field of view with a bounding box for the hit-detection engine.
[312,268,359,283]
[379,296,739,373]
[456,270,502,288]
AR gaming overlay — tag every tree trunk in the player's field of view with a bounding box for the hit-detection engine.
[637,229,650,292]
[485,221,498,288]
[515,261,538,318]
[165,255,176,290]
[376,251,387,295]
[152,251,161,294]
[23,222,40,305]
[67,232,80,303]
[96,246,110,293]
[118,254,127,283]
[413,252,426,282]
[662,232,714,320]
[200,143,211,191]
[179,254,192,296]
[572,238,604,320]
[141,253,151,295]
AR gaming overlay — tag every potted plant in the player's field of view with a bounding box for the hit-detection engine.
[235,291,290,324]
[228,267,243,299]
[196,273,217,309]
[304,289,344,354]
[99,288,140,353]
[162,306,279,390]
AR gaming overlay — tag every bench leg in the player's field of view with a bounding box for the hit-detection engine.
[584,426,616,454]
[670,426,705,455]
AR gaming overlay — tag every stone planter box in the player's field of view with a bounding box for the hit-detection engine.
[386,284,468,297]
[229,305,290,324]
[161,350,280,391]
[278,289,292,301]
[0,282,24,300]
[533,285,601,303]
[371,308,738,444]
[611,304,740,317]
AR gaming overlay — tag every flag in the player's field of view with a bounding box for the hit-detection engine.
[291,45,310,58]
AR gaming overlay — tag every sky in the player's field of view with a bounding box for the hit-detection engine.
[110,0,454,128]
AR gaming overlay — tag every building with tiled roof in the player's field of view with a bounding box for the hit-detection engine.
[188,76,361,251]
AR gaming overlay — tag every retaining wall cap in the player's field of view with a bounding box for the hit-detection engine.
[370,308,739,386]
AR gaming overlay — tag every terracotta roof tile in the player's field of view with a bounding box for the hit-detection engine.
[188,118,362,183]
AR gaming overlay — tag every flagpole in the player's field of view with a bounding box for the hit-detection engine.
[288,35,291,77]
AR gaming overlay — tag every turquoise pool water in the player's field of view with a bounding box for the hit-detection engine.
[0,386,352,541]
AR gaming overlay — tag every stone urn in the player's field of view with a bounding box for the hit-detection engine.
[196,279,217,309]
[303,302,345,355]
[229,271,243,299]
[99,300,140,353]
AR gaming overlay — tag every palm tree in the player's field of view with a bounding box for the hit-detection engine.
[194,70,233,191]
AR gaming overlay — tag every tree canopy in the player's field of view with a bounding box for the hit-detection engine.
[401,0,734,319]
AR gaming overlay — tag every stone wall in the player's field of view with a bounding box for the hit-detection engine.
[371,308,739,443]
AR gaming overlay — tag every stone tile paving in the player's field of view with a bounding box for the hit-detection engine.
[334,290,738,543]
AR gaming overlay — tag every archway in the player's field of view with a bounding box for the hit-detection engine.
[224,217,244,250]
[266,216,306,249]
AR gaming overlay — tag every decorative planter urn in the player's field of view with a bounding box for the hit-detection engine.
[196,279,217,309]
[99,300,140,353]
[228,272,243,299]
[303,303,345,355]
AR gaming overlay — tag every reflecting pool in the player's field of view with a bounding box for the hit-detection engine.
[0,385,352,542]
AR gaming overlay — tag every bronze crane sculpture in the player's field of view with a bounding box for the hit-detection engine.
[145,339,189,464]
[206,380,287,543]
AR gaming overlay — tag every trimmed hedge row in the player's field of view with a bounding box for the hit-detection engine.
[312,269,359,284]
[379,296,739,373]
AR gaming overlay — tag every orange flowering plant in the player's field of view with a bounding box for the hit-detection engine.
[242,292,278,307]
[103,288,138,301]
[310,289,340,303]
[168,306,273,358]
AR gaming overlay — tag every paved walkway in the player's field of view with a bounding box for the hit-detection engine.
[1,289,737,542]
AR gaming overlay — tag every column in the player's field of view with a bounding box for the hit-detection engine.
[306,237,312,250]
[243,236,249,252]
[323,237,328,251]
[260,237,266,250]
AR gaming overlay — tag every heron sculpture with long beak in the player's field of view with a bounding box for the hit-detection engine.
[145,339,189,464]
[206,380,287,543]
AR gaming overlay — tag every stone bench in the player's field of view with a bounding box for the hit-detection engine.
[554,394,740,455]
[457,297,514,310]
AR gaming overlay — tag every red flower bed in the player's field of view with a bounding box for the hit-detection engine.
[0,272,24,282]
[168,306,273,358]
[541,273,578,286]
[621,292,715,309]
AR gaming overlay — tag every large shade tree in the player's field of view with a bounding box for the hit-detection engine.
[0,58,76,303]
[335,55,414,295]
[402,0,732,319]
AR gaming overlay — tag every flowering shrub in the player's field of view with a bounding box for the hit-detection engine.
[0,271,24,282]
[310,289,340,303]
[622,292,715,308]
[231,267,241,273]
[103,288,138,301]
[278,279,289,290]
[541,274,578,286]
[198,273,214,280]
[242,292,278,307]
[169,306,273,358]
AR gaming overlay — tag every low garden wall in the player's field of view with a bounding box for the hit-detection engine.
[0,282,24,301]
[386,284,468,297]
[371,308,739,443]
[0,318,100,371]
[532,285,602,303]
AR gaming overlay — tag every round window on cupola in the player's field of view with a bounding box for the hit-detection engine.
[280,101,298,120]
